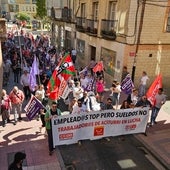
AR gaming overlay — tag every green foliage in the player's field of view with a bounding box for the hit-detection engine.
[36,0,47,19]
[15,12,30,21]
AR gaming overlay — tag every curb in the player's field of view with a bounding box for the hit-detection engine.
[134,134,170,170]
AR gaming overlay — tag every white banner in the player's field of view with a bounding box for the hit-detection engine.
[52,107,149,146]
[60,84,70,100]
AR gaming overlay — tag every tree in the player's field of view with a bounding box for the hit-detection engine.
[15,12,30,22]
[36,0,47,19]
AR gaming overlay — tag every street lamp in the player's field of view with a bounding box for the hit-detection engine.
[0,18,7,94]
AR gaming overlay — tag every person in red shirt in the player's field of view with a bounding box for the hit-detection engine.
[9,86,25,125]
[96,77,105,103]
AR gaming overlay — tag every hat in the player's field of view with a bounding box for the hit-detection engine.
[88,91,95,96]
[69,80,74,84]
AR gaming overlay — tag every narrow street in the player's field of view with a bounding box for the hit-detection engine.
[57,135,161,170]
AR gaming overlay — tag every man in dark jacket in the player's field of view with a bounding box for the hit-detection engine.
[8,152,26,170]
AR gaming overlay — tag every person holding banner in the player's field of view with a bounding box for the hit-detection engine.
[127,88,139,107]
[135,95,152,108]
[101,98,115,110]
[120,100,131,109]
[71,99,87,114]
[45,101,61,155]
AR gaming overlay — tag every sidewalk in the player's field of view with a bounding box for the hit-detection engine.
[0,114,61,170]
[0,70,62,170]
[135,101,170,169]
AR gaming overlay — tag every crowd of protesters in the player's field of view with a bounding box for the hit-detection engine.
[1,27,167,156]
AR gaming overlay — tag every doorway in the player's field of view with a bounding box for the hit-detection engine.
[90,46,96,61]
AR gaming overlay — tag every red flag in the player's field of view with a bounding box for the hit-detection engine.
[146,74,162,105]
[47,54,76,100]
[93,61,104,73]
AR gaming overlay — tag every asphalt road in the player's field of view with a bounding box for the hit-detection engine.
[56,135,159,170]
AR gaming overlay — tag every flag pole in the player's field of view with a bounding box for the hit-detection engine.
[36,55,41,85]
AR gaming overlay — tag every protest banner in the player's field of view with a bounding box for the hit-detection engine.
[121,74,134,95]
[24,95,44,120]
[52,107,149,146]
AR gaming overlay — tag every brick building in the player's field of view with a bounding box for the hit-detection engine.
[47,0,170,98]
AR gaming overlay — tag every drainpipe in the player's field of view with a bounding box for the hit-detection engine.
[131,0,146,82]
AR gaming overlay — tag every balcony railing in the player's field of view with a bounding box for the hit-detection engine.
[76,17,86,32]
[51,7,72,22]
[86,19,98,35]
[62,7,72,21]
[101,19,118,40]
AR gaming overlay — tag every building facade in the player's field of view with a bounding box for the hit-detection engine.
[0,0,37,21]
[46,0,170,98]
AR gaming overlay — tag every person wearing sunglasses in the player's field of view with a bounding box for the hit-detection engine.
[135,95,152,108]
[71,99,87,114]
[101,98,115,110]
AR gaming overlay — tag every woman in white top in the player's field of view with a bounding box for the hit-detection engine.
[73,81,84,99]
[35,84,45,102]
[138,71,149,97]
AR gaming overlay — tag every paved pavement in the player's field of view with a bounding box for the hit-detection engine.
[135,101,170,170]
[1,97,170,170]
[0,82,170,169]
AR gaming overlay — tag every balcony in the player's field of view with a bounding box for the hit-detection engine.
[101,19,118,40]
[86,19,98,36]
[51,7,72,22]
[62,7,72,21]
[76,17,86,32]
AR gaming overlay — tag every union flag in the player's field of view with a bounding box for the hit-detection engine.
[47,53,76,100]
[146,74,162,106]
[93,61,104,73]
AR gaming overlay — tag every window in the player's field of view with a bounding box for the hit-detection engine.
[93,2,98,20]
[166,10,170,32]
[32,6,35,12]
[9,4,19,12]
[32,0,37,4]
[81,3,86,18]
[108,1,116,20]
[25,0,30,4]
[8,0,16,4]
[108,1,117,30]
